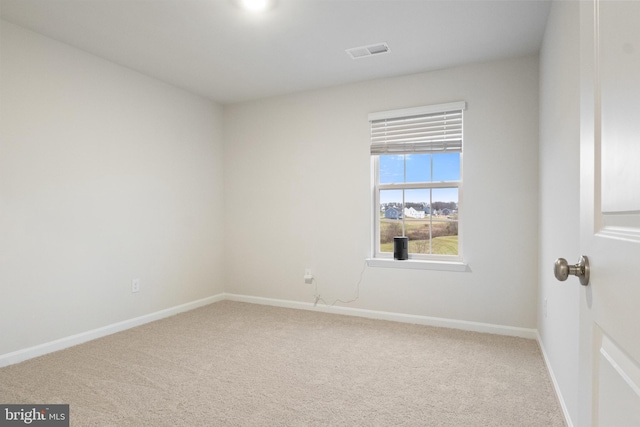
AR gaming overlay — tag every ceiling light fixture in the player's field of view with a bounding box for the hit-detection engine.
[237,0,274,13]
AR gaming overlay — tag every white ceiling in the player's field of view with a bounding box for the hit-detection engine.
[0,0,551,104]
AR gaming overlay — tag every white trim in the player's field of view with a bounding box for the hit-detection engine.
[536,331,575,427]
[379,181,462,191]
[600,335,640,398]
[368,101,467,121]
[0,293,225,368]
[366,257,468,272]
[224,293,535,339]
[0,292,539,368]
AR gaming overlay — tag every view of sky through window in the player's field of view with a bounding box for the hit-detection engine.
[379,154,460,204]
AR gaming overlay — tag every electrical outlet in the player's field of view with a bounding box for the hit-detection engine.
[304,269,313,284]
[132,279,140,293]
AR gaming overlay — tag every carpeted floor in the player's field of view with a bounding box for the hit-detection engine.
[0,301,565,426]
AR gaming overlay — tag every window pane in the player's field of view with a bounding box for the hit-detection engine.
[405,154,431,183]
[379,189,403,253]
[430,218,458,255]
[431,187,458,210]
[404,189,430,254]
[431,188,458,255]
[432,153,460,181]
[379,155,404,184]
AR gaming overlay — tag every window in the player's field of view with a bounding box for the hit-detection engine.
[370,101,465,261]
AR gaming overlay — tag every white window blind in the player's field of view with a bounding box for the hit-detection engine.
[369,101,466,155]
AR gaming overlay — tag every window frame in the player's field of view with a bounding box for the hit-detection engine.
[372,156,463,262]
[369,102,465,263]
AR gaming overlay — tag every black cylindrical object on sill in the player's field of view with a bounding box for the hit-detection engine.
[393,236,409,260]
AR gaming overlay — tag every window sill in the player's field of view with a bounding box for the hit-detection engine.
[366,258,469,272]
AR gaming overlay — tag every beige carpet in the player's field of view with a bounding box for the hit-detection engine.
[0,301,565,426]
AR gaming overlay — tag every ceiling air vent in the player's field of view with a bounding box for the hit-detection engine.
[346,42,390,59]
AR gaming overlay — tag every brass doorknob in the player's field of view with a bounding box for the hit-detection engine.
[554,256,590,286]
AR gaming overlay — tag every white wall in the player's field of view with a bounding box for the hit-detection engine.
[538,1,581,424]
[0,21,225,355]
[223,55,540,328]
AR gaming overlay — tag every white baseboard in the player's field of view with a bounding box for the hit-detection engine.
[536,331,574,427]
[0,293,225,368]
[1,292,538,368]
[224,293,537,339]
[1,290,573,427]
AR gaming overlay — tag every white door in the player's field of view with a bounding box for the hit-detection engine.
[579,1,640,425]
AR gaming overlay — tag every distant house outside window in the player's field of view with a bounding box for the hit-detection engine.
[370,101,465,261]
